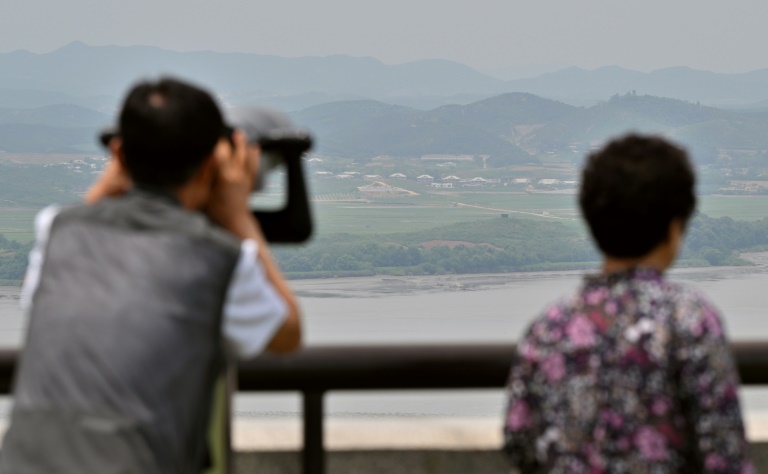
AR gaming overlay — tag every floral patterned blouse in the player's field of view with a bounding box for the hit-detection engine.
[503,267,754,473]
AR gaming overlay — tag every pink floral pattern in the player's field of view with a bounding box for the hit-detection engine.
[541,353,566,382]
[565,315,596,348]
[503,267,753,473]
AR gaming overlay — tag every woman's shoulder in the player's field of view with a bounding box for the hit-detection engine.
[519,292,587,349]
[660,281,727,340]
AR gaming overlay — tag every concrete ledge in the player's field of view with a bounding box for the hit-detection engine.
[233,418,502,451]
[234,415,768,450]
[235,450,508,474]
[235,444,768,473]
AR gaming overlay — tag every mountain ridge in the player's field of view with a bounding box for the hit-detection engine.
[4,83,768,161]
[5,43,768,111]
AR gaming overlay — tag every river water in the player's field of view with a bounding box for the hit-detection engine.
[2,258,768,421]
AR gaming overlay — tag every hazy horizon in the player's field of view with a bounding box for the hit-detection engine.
[2,0,767,76]
[6,40,768,82]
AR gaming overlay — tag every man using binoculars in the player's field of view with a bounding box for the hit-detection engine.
[0,77,302,473]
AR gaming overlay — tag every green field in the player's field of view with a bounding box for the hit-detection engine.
[1,186,767,245]
[0,208,40,243]
[308,189,768,238]
[698,195,768,221]
[310,193,581,236]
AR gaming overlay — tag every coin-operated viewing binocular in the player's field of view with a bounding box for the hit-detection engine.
[99,107,314,244]
[227,107,313,244]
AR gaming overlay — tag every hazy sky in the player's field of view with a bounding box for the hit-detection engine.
[1,0,766,75]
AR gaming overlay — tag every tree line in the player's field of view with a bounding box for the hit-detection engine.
[273,214,768,278]
[0,234,32,282]
[0,214,765,283]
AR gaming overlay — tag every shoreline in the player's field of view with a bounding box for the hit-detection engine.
[2,252,767,294]
[289,253,768,299]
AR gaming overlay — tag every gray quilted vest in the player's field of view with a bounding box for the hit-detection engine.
[0,189,241,474]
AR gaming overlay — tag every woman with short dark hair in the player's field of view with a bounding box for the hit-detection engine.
[503,134,754,473]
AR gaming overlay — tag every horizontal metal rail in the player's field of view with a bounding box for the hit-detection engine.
[238,344,518,391]
[1,342,768,474]
[237,341,768,389]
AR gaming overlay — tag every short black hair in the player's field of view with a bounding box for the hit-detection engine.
[118,77,226,188]
[579,134,696,258]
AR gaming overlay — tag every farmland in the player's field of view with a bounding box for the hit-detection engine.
[0,157,765,282]
[0,208,39,243]
[1,176,767,244]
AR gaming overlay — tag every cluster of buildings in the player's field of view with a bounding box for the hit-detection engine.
[313,171,387,180]
[305,156,578,190]
[44,156,108,174]
[418,176,578,189]
[416,175,501,189]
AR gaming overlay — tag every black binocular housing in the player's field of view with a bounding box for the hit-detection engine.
[98,107,314,244]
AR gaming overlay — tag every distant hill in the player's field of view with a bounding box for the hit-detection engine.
[0,42,507,111]
[434,93,578,126]
[0,104,109,128]
[292,100,419,137]
[3,89,768,161]
[429,93,579,148]
[527,94,725,150]
[292,99,533,163]
[0,123,97,153]
[5,43,768,112]
[0,89,109,110]
[506,66,768,107]
[293,92,768,163]
[0,104,107,153]
[523,93,768,161]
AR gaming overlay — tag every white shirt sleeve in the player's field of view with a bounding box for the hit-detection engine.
[20,205,60,313]
[223,239,289,359]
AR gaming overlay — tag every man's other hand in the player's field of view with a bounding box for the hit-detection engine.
[85,139,132,204]
[205,131,261,237]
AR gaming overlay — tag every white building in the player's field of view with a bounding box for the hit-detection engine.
[358,182,418,197]
[421,154,474,162]
[417,174,434,183]
[389,173,407,180]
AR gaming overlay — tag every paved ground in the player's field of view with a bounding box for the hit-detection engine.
[232,413,768,451]
[233,417,502,451]
[0,412,766,451]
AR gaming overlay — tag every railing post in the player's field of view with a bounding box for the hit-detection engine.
[303,390,326,474]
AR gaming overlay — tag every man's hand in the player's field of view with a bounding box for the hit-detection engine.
[85,155,132,204]
[205,131,261,238]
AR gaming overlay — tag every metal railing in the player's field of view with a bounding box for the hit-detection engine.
[238,342,768,474]
[3,342,768,474]
[238,344,520,474]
